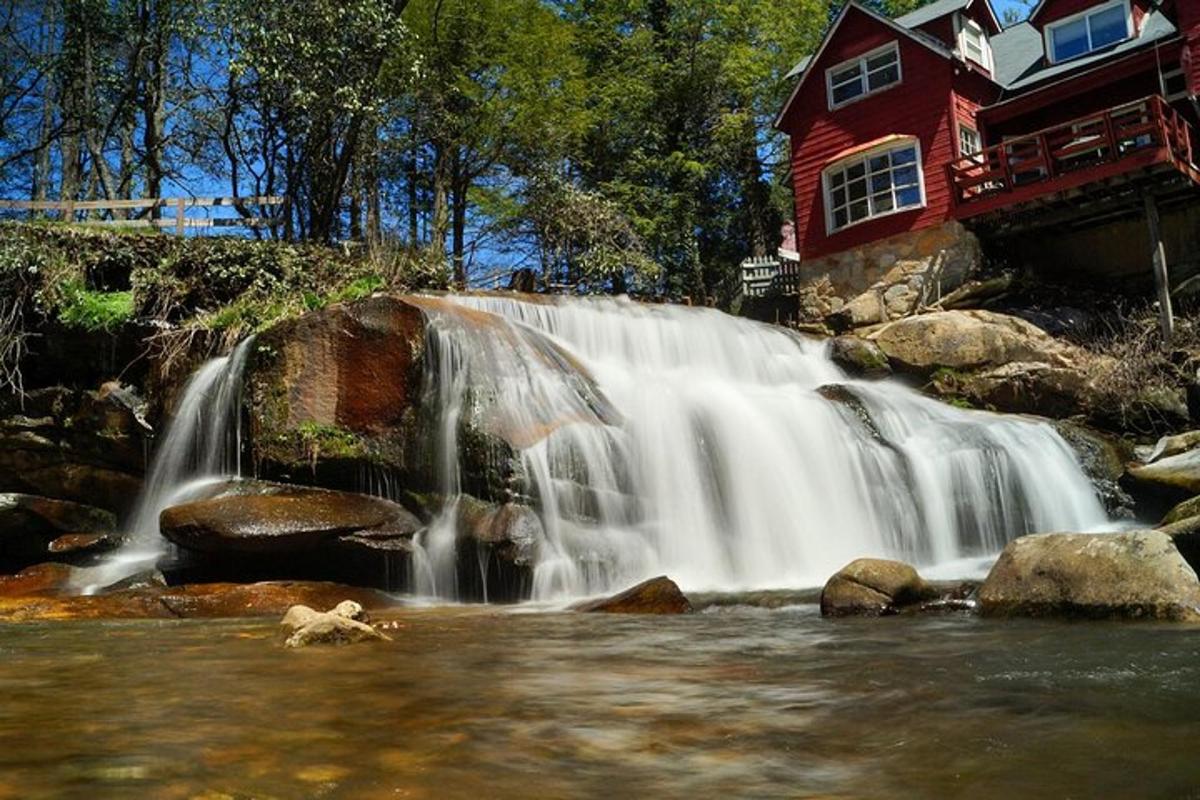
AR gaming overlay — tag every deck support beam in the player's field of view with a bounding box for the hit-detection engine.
[1143,192,1175,342]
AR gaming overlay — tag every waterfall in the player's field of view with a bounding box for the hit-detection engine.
[422,295,1110,599]
[81,337,255,592]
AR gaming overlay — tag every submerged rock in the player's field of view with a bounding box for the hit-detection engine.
[280,600,390,648]
[819,558,939,617]
[978,531,1200,621]
[572,576,692,614]
[0,581,399,622]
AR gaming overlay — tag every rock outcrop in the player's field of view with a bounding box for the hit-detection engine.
[572,576,692,614]
[828,336,891,378]
[978,531,1200,621]
[819,558,940,617]
[0,493,120,571]
[280,599,390,648]
[1128,450,1200,497]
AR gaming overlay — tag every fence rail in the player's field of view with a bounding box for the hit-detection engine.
[0,195,287,235]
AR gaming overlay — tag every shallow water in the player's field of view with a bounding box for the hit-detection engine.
[1,606,1198,799]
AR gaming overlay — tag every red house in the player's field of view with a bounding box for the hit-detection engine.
[775,0,1200,312]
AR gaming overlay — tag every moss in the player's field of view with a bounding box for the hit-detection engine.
[55,282,134,331]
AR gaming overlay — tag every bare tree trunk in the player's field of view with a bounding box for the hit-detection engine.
[406,148,419,245]
[142,1,168,217]
[31,2,58,213]
[430,142,449,264]
[451,150,467,287]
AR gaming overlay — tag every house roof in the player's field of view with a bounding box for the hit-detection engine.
[895,0,1001,32]
[992,8,1178,93]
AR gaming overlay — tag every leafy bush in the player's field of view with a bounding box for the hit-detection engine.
[56,282,134,331]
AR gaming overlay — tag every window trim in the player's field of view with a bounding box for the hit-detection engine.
[957,14,992,72]
[821,137,927,236]
[1043,0,1132,66]
[957,121,981,159]
[824,42,903,111]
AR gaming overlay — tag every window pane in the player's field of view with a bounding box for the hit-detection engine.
[866,50,896,72]
[897,186,922,207]
[846,162,866,181]
[832,187,846,207]
[849,200,869,221]
[1089,5,1127,49]
[1052,18,1089,61]
[831,64,862,85]
[834,208,848,229]
[894,165,918,186]
[867,65,899,90]
[872,193,895,213]
[847,178,867,201]
[833,82,862,104]
[892,147,916,165]
[830,171,845,188]
[869,154,890,172]
[871,173,892,193]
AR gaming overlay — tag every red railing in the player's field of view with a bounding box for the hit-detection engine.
[948,96,1196,207]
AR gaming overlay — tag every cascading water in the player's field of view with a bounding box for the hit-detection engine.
[81,337,255,591]
[419,295,1110,599]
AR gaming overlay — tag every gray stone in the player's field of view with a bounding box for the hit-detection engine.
[820,558,939,617]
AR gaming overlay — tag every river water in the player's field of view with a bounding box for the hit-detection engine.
[2,603,1197,799]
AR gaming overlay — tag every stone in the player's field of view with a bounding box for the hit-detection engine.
[47,532,118,557]
[869,310,1085,375]
[1156,516,1200,574]
[978,531,1200,621]
[827,291,885,332]
[1128,450,1200,497]
[572,576,692,614]
[0,493,119,571]
[819,558,939,617]
[1145,431,1200,464]
[0,581,400,622]
[1162,496,1200,526]
[1050,421,1134,517]
[0,562,81,597]
[828,336,891,378]
[883,283,918,317]
[159,481,422,555]
[279,600,390,648]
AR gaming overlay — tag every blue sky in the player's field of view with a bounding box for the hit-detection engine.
[990,0,1034,24]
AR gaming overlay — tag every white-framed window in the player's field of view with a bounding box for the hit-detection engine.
[958,123,981,159]
[1044,0,1131,64]
[823,138,925,233]
[825,43,901,110]
[959,17,991,71]
[1163,66,1187,102]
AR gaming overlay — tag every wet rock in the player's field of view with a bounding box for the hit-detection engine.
[1050,421,1135,518]
[0,562,81,597]
[280,600,390,648]
[1156,516,1200,574]
[869,310,1086,376]
[1127,450,1200,497]
[572,576,692,614]
[160,481,422,555]
[829,336,891,378]
[819,558,940,617]
[0,494,119,571]
[978,531,1200,621]
[0,581,400,622]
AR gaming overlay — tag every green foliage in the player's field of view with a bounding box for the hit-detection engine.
[56,283,134,331]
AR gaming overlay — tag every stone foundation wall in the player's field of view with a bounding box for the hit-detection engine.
[794,221,982,327]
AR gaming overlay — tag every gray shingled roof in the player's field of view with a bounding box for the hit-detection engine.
[784,1,1180,94]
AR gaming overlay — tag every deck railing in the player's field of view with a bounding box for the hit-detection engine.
[947,96,1196,207]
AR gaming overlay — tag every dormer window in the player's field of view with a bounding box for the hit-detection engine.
[959,17,991,71]
[826,43,901,110]
[1045,0,1131,64]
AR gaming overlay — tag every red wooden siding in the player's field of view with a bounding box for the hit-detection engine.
[780,7,960,260]
[915,16,956,48]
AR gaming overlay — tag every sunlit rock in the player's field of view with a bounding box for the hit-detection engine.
[819,558,939,617]
[979,531,1200,621]
[280,600,390,648]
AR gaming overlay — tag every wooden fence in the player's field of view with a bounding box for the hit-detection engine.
[0,196,287,235]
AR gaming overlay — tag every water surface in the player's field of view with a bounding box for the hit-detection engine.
[1,605,1198,799]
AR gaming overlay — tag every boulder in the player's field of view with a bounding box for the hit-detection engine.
[978,531,1200,621]
[1156,516,1200,574]
[819,558,940,617]
[1050,421,1135,517]
[279,600,390,648]
[0,493,119,571]
[829,336,891,378]
[1162,496,1200,526]
[572,576,692,614]
[1144,430,1200,464]
[160,481,422,555]
[0,580,400,622]
[0,562,81,597]
[869,310,1085,375]
[1127,450,1200,497]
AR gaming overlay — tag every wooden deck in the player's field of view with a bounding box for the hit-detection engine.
[947,96,1200,224]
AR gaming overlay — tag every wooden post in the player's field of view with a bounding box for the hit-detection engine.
[175,197,185,236]
[1144,192,1175,342]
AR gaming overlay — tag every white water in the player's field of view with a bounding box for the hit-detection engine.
[81,338,255,591]
[418,295,1110,599]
